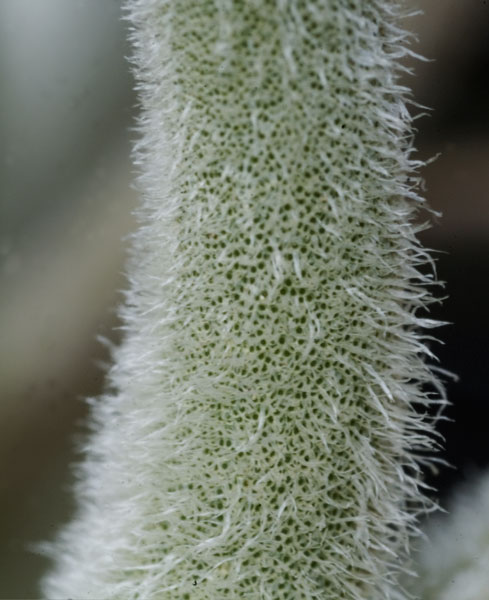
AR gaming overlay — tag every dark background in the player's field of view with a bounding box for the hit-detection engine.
[408,1,489,499]
[0,1,488,597]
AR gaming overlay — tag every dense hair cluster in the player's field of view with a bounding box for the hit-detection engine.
[42,1,443,598]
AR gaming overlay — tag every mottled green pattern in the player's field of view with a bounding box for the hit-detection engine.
[41,2,442,599]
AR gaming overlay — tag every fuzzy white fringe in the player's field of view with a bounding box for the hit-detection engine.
[41,1,444,598]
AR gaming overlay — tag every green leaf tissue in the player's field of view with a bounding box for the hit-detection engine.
[41,1,445,598]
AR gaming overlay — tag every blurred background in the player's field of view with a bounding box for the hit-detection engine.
[0,1,487,597]
[0,0,137,595]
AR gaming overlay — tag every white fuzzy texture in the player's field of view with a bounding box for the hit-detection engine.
[42,1,444,599]
[408,472,489,600]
